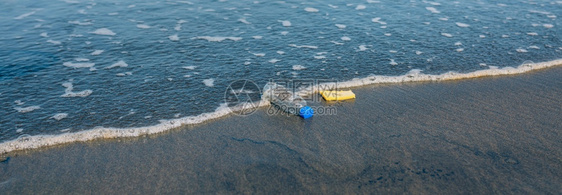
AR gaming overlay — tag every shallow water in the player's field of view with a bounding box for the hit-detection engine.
[0,0,560,143]
[1,67,560,194]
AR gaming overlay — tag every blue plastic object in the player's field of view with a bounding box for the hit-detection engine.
[299,106,314,119]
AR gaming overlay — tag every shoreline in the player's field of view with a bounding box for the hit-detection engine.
[0,64,561,193]
[1,59,562,155]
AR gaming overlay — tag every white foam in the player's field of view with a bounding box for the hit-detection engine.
[543,24,554,28]
[502,35,510,38]
[307,59,562,96]
[61,82,93,97]
[193,36,242,42]
[335,24,346,29]
[63,62,95,68]
[292,65,306,70]
[415,51,423,55]
[14,100,24,105]
[527,32,538,36]
[389,50,397,53]
[14,106,40,113]
[277,51,285,55]
[252,53,265,57]
[178,1,194,4]
[90,28,116,36]
[441,33,453,37]
[424,1,441,5]
[203,79,215,87]
[455,42,462,46]
[456,48,464,52]
[68,20,93,25]
[47,40,61,45]
[529,46,540,49]
[252,36,263,39]
[40,32,48,37]
[116,72,132,77]
[455,22,470,27]
[371,17,386,25]
[304,7,319,12]
[367,0,380,3]
[516,48,528,53]
[359,45,368,51]
[137,24,151,29]
[341,36,351,41]
[238,18,251,24]
[106,60,128,69]
[91,50,104,56]
[426,7,440,14]
[269,59,280,63]
[169,34,180,41]
[288,44,318,49]
[384,33,392,37]
[529,10,551,15]
[439,17,448,21]
[75,58,89,62]
[4,59,562,155]
[479,35,486,38]
[279,20,292,27]
[314,55,326,59]
[183,66,197,70]
[331,41,344,45]
[175,20,187,31]
[52,113,68,121]
[356,5,366,10]
[389,59,398,65]
[14,10,38,20]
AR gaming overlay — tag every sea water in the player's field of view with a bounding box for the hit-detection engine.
[0,0,560,153]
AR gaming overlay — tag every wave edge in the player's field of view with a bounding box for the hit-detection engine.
[1,59,561,155]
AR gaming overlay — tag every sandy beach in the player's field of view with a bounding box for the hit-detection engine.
[1,67,561,194]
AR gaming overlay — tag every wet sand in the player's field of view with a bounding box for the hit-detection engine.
[1,67,561,194]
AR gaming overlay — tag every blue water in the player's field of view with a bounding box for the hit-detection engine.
[0,0,560,142]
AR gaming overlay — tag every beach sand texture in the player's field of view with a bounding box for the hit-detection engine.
[1,67,560,194]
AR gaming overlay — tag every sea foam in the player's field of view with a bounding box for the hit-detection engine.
[14,10,38,20]
[304,7,319,12]
[63,62,95,68]
[426,7,440,14]
[203,79,215,87]
[288,44,318,49]
[136,24,151,29]
[194,36,242,42]
[61,82,93,97]
[52,113,68,121]
[106,60,128,69]
[14,106,41,113]
[90,28,116,36]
